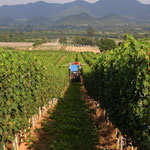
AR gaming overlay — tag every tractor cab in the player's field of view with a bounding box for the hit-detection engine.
[63,57,84,82]
[70,64,79,72]
[69,63,81,82]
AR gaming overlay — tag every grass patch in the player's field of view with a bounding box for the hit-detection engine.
[43,83,98,150]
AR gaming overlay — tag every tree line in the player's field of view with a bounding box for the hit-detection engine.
[59,26,117,52]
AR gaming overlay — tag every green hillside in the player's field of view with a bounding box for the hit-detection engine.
[98,15,131,25]
[55,13,132,26]
[55,5,93,21]
[55,13,97,25]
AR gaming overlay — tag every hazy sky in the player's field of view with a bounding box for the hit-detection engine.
[0,0,150,6]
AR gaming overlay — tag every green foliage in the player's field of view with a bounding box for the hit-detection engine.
[59,37,67,44]
[32,39,46,47]
[0,31,24,42]
[87,26,95,37]
[0,49,70,147]
[84,35,150,149]
[73,36,95,46]
[81,52,99,66]
[99,39,117,51]
[42,83,98,150]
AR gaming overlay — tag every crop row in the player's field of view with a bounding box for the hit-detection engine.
[83,35,150,149]
[81,52,99,66]
[0,49,74,148]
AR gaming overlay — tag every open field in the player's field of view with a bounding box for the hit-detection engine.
[0,42,33,48]
[0,42,100,53]
[0,35,149,150]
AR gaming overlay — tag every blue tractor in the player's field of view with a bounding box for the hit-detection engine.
[69,62,82,82]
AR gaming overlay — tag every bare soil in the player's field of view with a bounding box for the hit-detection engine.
[0,42,100,53]
[15,79,135,150]
[80,78,118,150]
[17,80,118,150]
[18,105,56,150]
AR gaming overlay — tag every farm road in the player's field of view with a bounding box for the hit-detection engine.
[32,82,98,150]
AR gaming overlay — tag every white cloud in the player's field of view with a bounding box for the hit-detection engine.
[139,0,150,4]
[0,0,149,6]
[0,0,96,6]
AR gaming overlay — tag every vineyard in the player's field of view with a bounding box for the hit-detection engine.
[0,35,149,150]
[0,42,100,53]
[26,45,100,53]
[83,35,150,150]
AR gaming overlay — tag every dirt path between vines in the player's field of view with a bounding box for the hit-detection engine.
[18,84,69,150]
[17,106,55,150]
[81,78,118,150]
[56,55,66,65]
[18,80,118,150]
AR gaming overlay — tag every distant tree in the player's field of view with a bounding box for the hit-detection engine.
[83,38,94,45]
[33,39,46,47]
[73,36,95,46]
[94,37,100,46]
[144,33,150,38]
[73,36,82,45]
[99,39,117,51]
[87,26,95,37]
[102,34,108,40]
[4,32,10,42]
[59,37,67,44]
[15,29,20,35]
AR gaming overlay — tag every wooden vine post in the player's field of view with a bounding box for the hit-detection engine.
[32,116,35,129]
[39,107,42,118]
[116,129,120,149]
[120,135,123,150]
[3,144,5,150]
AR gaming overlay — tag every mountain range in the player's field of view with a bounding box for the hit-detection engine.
[0,0,150,26]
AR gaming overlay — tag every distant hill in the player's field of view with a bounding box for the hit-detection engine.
[55,5,93,21]
[55,13,97,25]
[0,17,15,25]
[55,13,132,26]
[98,15,132,25]
[26,17,51,25]
[0,0,150,25]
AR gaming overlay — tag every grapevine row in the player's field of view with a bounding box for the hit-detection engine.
[81,52,99,66]
[84,35,150,149]
[0,49,71,148]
